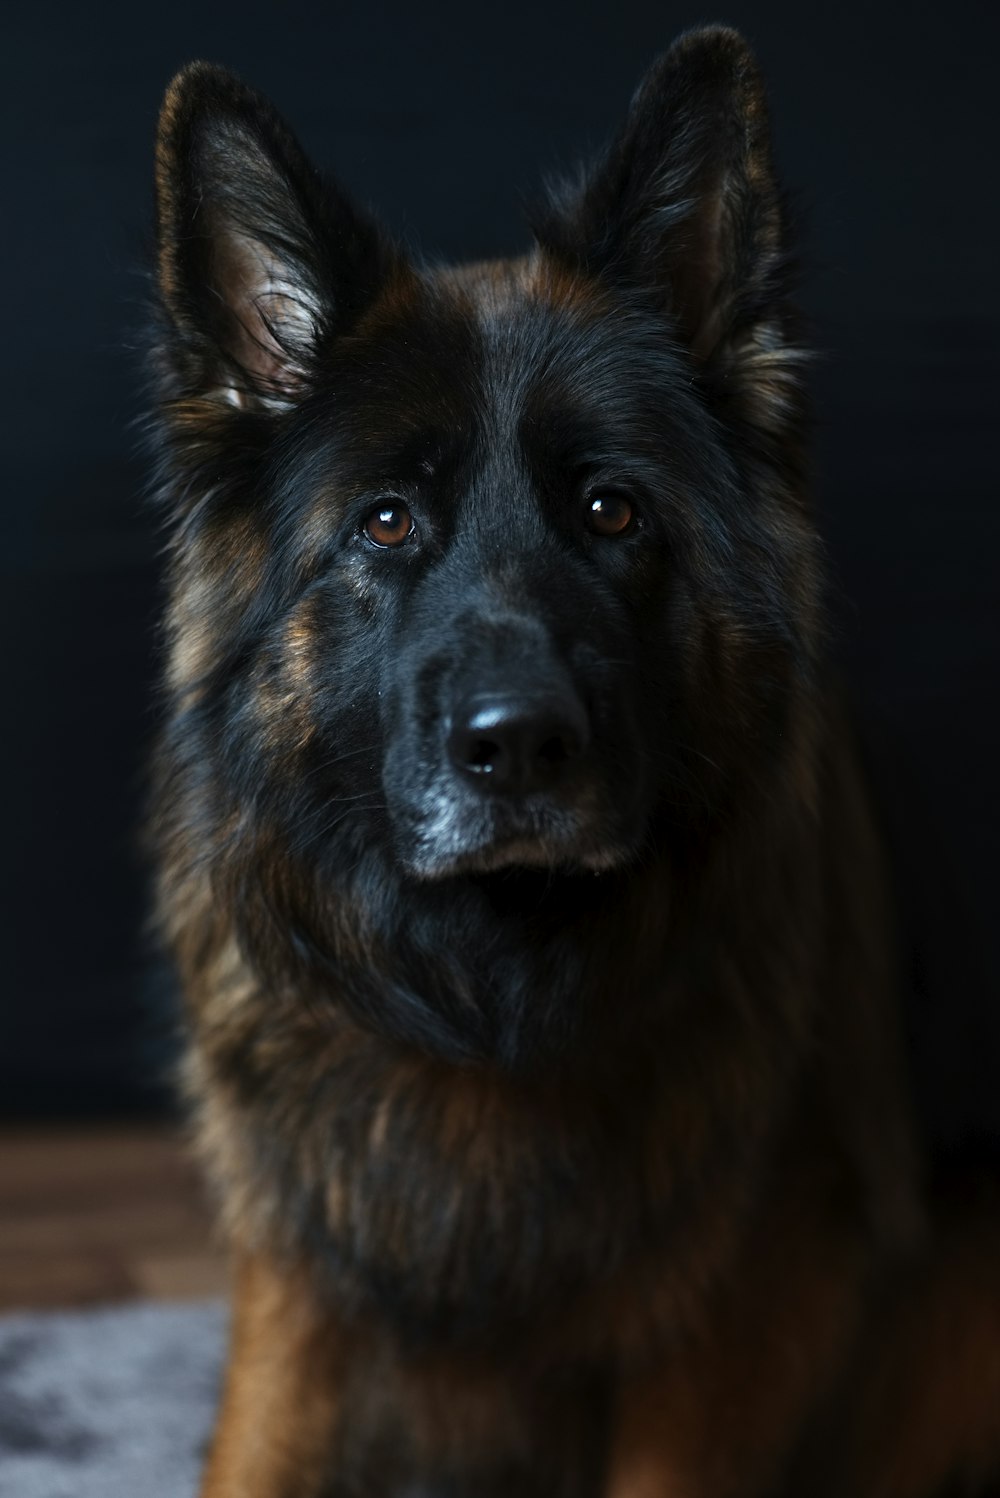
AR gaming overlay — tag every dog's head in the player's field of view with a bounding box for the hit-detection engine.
[153,30,822,1053]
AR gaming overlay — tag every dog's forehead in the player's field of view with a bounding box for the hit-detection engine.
[433,253,642,400]
[338,252,690,467]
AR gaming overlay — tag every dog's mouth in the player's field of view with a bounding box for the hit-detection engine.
[392,790,641,884]
[413,835,628,882]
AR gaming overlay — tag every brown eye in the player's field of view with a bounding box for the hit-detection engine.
[364,503,413,548]
[586,493,635,537]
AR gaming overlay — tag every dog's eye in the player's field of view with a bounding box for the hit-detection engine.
[364,504,414,548]
[586,494,635,537]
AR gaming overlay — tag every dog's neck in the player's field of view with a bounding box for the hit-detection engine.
[184,797,823,1348]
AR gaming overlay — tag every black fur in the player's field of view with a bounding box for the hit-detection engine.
[151,37,819,1077]
[143,29,988,1497]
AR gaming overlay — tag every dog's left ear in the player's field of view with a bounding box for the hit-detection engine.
[535,28,801,420]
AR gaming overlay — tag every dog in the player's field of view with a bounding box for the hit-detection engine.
[149,26,1000,1496]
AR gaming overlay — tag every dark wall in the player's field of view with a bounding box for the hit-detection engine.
[2,2,997,1141]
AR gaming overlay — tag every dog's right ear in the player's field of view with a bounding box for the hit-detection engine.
[155,63,399,409]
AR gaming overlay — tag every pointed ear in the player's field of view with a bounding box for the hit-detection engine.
[155,62,399,408]
[534,28,803,426]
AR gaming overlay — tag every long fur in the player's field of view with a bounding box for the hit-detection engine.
[148,28,999,1498]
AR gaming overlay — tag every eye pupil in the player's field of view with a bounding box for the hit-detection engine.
[364,503,413,548]
[587,494,634,537]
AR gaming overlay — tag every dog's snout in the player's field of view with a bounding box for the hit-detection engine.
[447,693,589,795]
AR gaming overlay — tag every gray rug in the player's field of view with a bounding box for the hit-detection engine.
[0,1300,227,1498]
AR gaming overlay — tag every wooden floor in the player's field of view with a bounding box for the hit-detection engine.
[0,1124,228,1313]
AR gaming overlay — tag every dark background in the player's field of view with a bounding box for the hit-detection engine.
[2,2,997,1154]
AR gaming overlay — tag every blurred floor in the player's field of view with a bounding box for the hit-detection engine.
[0,1125,228,1312]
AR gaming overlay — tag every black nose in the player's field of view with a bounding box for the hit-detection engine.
[447,693,589,794]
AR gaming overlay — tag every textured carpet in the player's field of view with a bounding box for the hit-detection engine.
[0,1301,227,1498]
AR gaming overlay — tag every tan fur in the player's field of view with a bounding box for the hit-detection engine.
[200,1256,348,1498]
[149,36,1000,1498]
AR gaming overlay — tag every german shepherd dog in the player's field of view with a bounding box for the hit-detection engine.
[149,27,1000,1498]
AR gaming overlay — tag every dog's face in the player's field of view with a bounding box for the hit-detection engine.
[153,31,821,1055]
[251,265,732,885]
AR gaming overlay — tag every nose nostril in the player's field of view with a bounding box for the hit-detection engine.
[536,734,574,766]
[467,737,502,773]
